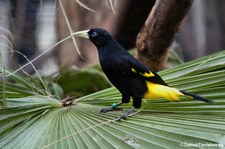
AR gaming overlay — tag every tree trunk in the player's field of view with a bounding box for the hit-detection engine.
[136,0,194,71]
[9,0,39,73]
[112,0,155,50]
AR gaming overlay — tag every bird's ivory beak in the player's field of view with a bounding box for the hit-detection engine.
[74,30,89,39]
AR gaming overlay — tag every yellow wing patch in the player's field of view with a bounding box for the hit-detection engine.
[143,81,184,101]
[131,68,155,77]
[140,72,155,77]
[131,68,137,73]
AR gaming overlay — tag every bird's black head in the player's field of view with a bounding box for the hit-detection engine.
[87,28,113,48]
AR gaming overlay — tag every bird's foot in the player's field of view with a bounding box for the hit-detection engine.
[99,103,122,113]
[115,107,135,121]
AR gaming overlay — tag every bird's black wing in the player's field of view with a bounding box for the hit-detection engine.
[119,55,168,86]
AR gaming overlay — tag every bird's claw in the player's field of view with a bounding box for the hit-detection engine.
[115,107,135,121]
[115,113,129,121]
[99,106,123,113]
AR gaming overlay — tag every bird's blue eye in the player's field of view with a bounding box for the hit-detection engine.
[91,32,98,37]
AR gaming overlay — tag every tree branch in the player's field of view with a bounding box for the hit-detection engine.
[136,0,194,71]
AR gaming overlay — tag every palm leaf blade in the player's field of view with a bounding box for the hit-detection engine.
[1,50,225,148]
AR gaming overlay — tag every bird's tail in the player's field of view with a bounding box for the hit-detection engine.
[180,90,213,103]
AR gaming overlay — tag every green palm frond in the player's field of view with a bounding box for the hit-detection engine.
[0,67,51,107]
[1,50,225,148]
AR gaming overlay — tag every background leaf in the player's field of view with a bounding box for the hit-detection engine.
[51,68,111,97]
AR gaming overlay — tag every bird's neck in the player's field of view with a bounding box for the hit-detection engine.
[98,40,123,61]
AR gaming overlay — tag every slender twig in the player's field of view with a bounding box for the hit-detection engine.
[59,0,86,60]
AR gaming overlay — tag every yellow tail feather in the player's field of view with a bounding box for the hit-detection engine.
[143,81,184,101]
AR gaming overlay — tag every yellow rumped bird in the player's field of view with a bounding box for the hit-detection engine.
[76,28,213,120]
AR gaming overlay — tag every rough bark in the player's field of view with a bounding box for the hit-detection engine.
[136,0,194,71]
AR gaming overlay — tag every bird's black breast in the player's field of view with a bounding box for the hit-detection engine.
[99,55,147,98]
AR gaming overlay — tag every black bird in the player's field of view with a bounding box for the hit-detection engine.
[76,28,213,120]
